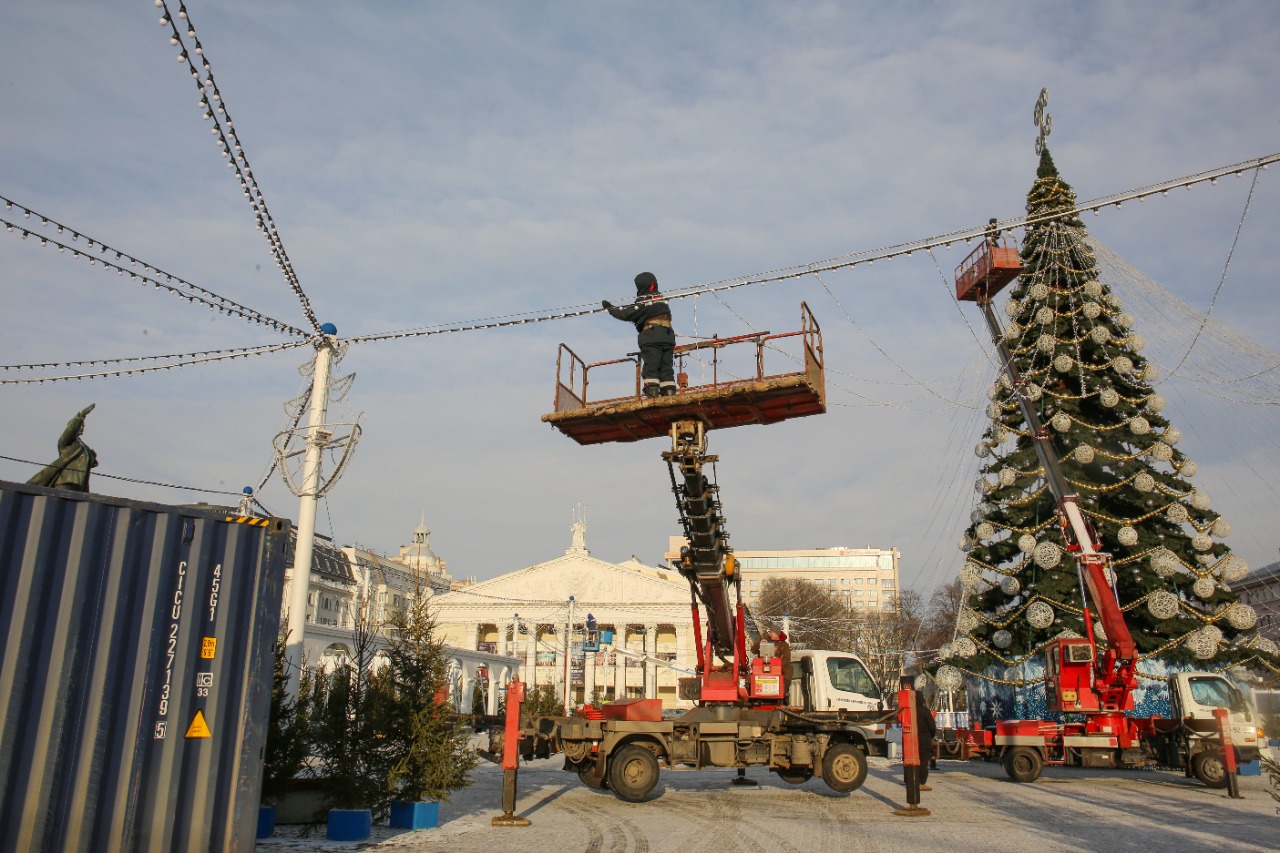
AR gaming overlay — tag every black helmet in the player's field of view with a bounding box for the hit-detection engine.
[634,271,658,295]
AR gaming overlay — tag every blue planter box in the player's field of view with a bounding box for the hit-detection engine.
[327,808,372,841]
[256,805,276,839]
[1238,760,1260,777]
[390,800,439,829]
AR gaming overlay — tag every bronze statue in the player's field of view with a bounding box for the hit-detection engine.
[28,405,98,492]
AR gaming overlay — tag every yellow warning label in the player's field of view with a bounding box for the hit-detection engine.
[201,637,217,659]
[185,710,211,739]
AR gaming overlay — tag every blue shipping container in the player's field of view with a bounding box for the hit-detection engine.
[0,480,289,853]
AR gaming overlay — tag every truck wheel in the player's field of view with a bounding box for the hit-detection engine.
[775,767,814,785]
[1191,750,1229,789]
[577,758,610,792]
[608,745,660,802]
[821,743,868,793]
[1003,746,1043,783]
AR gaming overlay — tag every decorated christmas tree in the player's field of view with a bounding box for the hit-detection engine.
[934,146,1279,696]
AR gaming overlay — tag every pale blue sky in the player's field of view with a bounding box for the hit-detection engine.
[3,1,1278,592]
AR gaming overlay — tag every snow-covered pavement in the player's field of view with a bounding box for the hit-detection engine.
[257,755,1278,852]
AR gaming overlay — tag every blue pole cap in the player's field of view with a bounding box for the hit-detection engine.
[242,486,254,495]
[320,322,338,335]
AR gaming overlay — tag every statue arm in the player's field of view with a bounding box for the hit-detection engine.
[56,404,94,450]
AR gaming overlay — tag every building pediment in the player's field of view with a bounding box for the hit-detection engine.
[436,552,689,607]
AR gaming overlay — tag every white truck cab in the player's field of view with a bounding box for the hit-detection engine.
[1168,672,1263,761]
[789,649,884,713]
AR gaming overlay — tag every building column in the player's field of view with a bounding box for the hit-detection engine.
[644,623,657,699]
[460,664,474,714]
[584,647,596,704]
[499,621,510,656]
[525,624,537,687]
[614,625,628,700]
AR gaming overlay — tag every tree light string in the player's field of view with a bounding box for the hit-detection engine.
[1163,165,1261,380]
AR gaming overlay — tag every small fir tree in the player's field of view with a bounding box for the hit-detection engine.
[937,147,1278,690]
[261,635,314,805]
[521,683,566,716]
[383,574,477,804]
[310,593,395,819]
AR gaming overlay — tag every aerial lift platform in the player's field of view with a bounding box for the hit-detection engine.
[542,302,825,445]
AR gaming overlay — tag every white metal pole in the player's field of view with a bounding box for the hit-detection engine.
[563,595,575,714]
[284,333,335,698]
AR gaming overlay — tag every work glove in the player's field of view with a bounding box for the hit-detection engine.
[602,300,613,310]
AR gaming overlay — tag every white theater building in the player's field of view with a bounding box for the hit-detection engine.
[431,520,700,711]
[281,519,522,715]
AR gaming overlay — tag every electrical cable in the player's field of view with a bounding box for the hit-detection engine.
[0,452,245,496]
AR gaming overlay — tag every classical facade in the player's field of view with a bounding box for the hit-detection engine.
[665,537,902,611]
[431,521,699,710]
[280,520,520,714]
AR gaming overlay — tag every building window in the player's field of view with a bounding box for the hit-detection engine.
[882,578,895,588]
[841,578,849,584]
[855,578,864,585]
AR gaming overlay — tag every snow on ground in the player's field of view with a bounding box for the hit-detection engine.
[257,755,1279,852]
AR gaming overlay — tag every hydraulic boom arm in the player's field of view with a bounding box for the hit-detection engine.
[664,419,738,661]
[977,299,1137,706]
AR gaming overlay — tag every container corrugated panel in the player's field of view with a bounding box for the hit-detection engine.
[0,480,290,853]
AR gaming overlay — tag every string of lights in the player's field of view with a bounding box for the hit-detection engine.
[154,0,321,335]
[1,341,310,372]
[339,152,1278,347]
[1,204,304,337]
[0,339,310,385]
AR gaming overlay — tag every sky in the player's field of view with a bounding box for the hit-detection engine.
[3,1,1279,597]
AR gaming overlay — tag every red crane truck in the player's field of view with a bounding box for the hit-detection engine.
[951,240,1264,788]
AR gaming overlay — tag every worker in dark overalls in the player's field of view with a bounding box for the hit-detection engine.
[602,272,676,398]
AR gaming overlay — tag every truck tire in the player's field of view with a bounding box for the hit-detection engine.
[608,744,660,802]
[1191,750,1229,789]
[1002,746,1043,783]
[577,758,610,792]
[775,767,814,785]
[821,743,868,793]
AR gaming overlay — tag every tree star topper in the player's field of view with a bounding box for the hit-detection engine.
[1034,87,1052,155]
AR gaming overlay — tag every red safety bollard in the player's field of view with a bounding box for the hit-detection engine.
[492,680,532,826]
[1212,708,1242,799]
[893,685,930,817]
